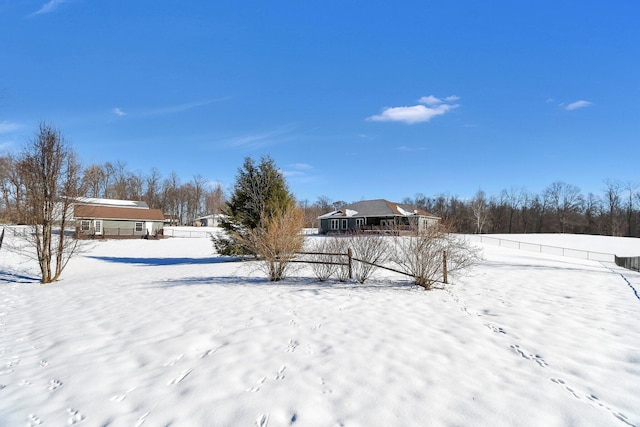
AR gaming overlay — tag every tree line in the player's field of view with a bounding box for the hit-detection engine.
[1,152,226,226]
[298,181,640,237]
[2,124,637,238]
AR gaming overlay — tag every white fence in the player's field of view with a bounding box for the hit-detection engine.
[163,228,214,239]
[465,234,615,263]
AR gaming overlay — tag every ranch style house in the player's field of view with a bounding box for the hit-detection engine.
[73,198,165,239]
[317,199,440,235]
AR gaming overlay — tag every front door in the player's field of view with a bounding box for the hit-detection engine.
[94,220,102,235]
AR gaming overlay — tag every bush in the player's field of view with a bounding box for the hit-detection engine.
[306,237,337,282]
[348,232,388,284]
[390,225,480,290]
[237,206,304,281]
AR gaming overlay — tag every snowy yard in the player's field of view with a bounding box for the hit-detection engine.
[1,231,639,426]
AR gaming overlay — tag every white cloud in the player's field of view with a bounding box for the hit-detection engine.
[368,103,456,125]
[33,0,68,15]
[228,124,296,149]
[113,108,127,117]
[0,121,21,134]
[142,97,231,117]
[397,145,425,152]
[291,163,312,171]
[368,95,460,124]
[565,100,593,111]
[418,95,443,106]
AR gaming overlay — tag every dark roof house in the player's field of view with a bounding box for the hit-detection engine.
[317,199,439,235]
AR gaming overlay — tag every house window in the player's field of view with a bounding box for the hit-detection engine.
[330,219,339,230]
[81,220,91,232]
[94,220,102,234]
[135,222,143,232]
[355,218,364,227]
[341,219,348,229]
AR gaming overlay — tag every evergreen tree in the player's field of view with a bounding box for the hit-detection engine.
[214,156,295,255]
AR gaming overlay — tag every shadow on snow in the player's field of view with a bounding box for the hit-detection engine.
[154,274,417,292]
[86,255,241,266]
[0,271,41,284]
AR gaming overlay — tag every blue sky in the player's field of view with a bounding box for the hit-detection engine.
[1,1,639,204]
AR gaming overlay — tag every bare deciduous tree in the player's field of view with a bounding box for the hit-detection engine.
[470,190,488,234]
[18,123,83,283]
[546,182,583,233]
[603,179,623,236]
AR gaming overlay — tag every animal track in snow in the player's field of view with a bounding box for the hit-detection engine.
[28,413,43,426]
[67,408,85,424]
[168,368,193,385]
[549,378,636,425]
[247,377,267,392]
[135,411,150,427]
[275,365,286,380]
[319,377,332,394]
[484,323,506,334]
[200,348,216,358]
[111,387,136,402]
[285,339,299,353]
[163,354,184,367]
[510,344,548,367]
[312,323,322,330]
[256,413,269,427]
[48,379,63,391]
[39,360,48,367]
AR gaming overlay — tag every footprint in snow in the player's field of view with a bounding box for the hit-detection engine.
[275,365,286,380]
[285,339,298,353]
[256,413,269,427]
[48,379,63,391]
[247,377,266,392]
[28,413,43,426]
[200,348,216,358]
[168,368,193,385]
[67,408,85,424]
[163,354,184,367]
[111,387,136,402]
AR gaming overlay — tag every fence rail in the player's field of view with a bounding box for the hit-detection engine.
[163,228,213,238]
[466,234,616,263]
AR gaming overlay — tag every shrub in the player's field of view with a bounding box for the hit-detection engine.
[237,206,304,281]
[390,225,480,290]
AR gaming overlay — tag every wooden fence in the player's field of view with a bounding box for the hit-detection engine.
[291,249,448,283]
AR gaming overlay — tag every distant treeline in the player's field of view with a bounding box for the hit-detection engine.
[0,157,226,226]
[299,181,640,237]
[2,152,638,237]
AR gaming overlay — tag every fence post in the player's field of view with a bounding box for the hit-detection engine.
[442,250,448,284]
[0,227,4,250]
[347,248,353,279]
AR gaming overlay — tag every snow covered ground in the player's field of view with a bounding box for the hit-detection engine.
[1,231,639,426]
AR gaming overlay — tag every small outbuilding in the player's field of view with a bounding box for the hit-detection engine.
[317,199,439,235]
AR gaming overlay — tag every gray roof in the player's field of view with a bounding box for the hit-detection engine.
[319,199,439,219]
